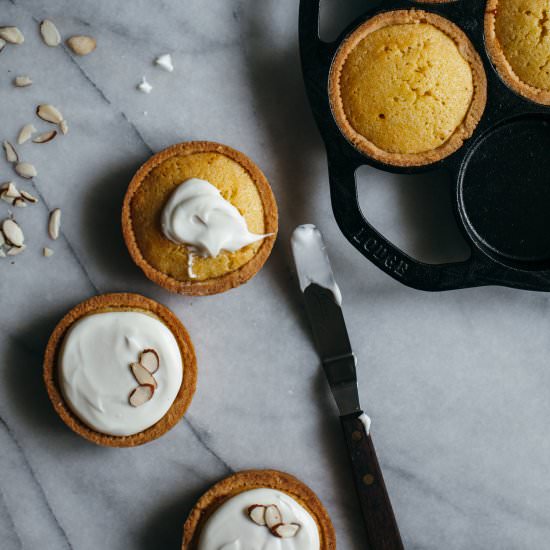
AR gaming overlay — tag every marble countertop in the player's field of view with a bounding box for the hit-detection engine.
[1,1,549,549]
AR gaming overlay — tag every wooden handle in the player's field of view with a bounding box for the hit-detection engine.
[340,414,404,550]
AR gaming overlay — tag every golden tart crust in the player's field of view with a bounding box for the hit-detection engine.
[122,141,278,296]
[43,292,197,447]
[182,470,336,550]
[485,0,550,105]
[329,9,487,167]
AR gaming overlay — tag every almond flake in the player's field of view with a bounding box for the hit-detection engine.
[0,27,24,45]
[0,39,5,52]
[1,193,14,205]
[20,190,38,203]
[155,53,174,72]
[33,130,57,143]
[0,231,5,247]
[130,362,158,388]
[2,219,24,247]
[129,384,154,407]
[15,162,37,179]
[0,249,5,258]
[43,247,54,257]
[271,523,301,538]
[139,349,160,373]
[37,104,63,125]
[48,208,61,239]
[40,19,61,47]
[14,75,32,87]
[59,119,69,135]
[3,141,18,163]
[264,505,282,529]
[7,244,26,256]
[17,124,37,144]
[137,76,152,94]
[247,505,267,526]
[67,35,96,56]
[13,197,27,208]
[2,182,20,199]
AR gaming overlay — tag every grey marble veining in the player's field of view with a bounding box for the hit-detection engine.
[1,1,550,549]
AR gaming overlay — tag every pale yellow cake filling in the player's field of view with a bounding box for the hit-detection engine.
[339,23,474,154]
[131,153,265,281]
[494,0,550,91]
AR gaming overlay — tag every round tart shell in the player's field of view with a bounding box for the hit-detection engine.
[485,0,550,106]
[43,292,197,447]
[329,9,487,167]
[182,469,336,550]
[122,141,278,296]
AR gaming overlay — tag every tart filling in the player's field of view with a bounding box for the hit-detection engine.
[485,0,550,104]
[59,310,183,436]
[329,10,486,166]
[198,488,320,550]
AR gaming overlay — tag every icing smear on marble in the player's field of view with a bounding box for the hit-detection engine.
[58,311,183,436]
[291,224,342,305]
[198,488,320,550]
[161,178,269,258]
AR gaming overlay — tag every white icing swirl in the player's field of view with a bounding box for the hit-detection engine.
[58,311,183,436]
[161,178,268,257]
[198,488,320,550]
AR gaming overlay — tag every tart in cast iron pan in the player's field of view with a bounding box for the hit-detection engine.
[299,0,550,291]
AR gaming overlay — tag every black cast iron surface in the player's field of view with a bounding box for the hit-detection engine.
[299,0,550,291]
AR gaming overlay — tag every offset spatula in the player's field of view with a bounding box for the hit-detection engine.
[291,224,404,550]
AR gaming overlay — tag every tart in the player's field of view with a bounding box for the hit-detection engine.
[122,141,278,296]
[329,9,487,166]
[485,0,550,105]
[182,470,336,550]
[43,292,197,447]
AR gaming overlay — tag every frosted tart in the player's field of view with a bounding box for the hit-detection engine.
[329,10,487,166]
[485,0,550,105]
[43,293,197,447]
[182,470,336,550]
[122,141,278,296]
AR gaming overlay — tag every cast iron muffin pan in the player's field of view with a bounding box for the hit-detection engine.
[300,0,550,291]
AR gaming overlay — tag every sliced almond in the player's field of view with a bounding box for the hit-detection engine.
[17,123,37,144]
[0,27,24,45]
[43,247,54,257]
[129,384,154,407]
[247,505,267,526]
[40,20,61,47]
[20,190,38,203]
[130,363,158,388]
[33,130,57,144]
[2,219,24,247]
[0,193,14,205]
[59,119,69,135]
[0,230,5,247]
[67,35,96,56]
[13,197,27,208]
[139,349,160,373]
[15,162,37,179]
[48,208,61,240]
[14,75,32,87]
[2,182,20,199]
[271,523,301,538]
[0,39,6,52]
[0,249,5,258]
[264,505,283,529]
[37,104,63,124]
[7,244,26,256]
[3,141,18,163]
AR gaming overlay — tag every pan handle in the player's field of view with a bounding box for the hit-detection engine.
[328,157,485,291]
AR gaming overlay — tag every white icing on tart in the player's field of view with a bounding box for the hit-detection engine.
[58,311,183,436]
[198,488,320,550]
